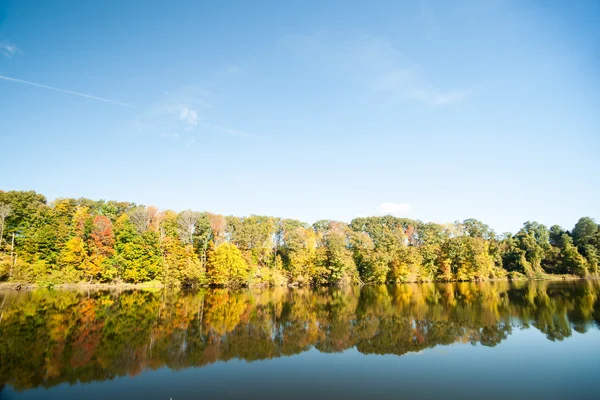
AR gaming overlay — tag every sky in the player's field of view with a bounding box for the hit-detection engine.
[0,0,598,234]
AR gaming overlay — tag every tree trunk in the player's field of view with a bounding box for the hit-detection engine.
[9,233,15,280]
[0,219,4,247]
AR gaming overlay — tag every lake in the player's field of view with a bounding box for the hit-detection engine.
[1,281,599,399]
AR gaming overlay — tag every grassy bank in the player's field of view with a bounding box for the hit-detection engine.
[1,274,593,291]
[0,281,165,291]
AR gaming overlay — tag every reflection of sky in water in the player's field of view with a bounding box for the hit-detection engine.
[1,281,600,400]
[8,330,600,400]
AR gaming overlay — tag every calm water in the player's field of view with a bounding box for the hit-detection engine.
[1,281,599,400]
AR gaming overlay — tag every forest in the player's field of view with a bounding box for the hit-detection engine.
[0,190,598,287]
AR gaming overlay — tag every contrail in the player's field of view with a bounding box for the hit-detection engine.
[0,75,135,107]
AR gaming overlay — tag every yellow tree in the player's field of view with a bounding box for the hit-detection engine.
[58,237,87,281]
[72,206,91,239]
[162,235,204,286]
[388,246,422,283]
[206,242,250,286]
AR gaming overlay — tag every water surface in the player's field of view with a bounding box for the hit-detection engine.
[1,281,599,399]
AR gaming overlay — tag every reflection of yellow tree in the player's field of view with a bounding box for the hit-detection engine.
[0,281,599,391]
[202,290,250,336]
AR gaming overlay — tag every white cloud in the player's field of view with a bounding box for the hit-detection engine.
[179,107,199,128]
[133,86,211,134]
[0,40,21,57]
[379,202,412,214]
[133,85,254,140]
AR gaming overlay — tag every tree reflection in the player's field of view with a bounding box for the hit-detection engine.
[1,280,599,391]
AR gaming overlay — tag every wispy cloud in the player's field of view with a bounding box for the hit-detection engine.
[223,65,242,76]
[132,86,254,141]
[379,202,411,214]
[0,40,21,57]
[418,0,440,35]
[281,33,472,107]
[358,38,472,106]
[371,68,414,91]
[430,89,472,106]
[0,75,134,107]
[132,87,211,134]
[179,107,199,128]
[202,122,254,138]
[404,87,473,106]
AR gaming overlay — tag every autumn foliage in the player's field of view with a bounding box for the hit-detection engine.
[0,190,599,286]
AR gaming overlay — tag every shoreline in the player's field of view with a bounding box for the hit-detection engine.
[0,274,592,291]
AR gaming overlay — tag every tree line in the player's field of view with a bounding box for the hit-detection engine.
[1,281,598,390]
[0,190,598,286]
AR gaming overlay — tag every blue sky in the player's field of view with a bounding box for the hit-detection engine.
[0,0,598,234]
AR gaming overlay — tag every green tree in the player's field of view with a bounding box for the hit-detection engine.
[279,225,317,284]
[572,217,598,248]
[350,231,389,284]
[227,215,276,268]
[114,215,162,283]
[317,222,358,286]
[0,190,47,243]
[461,218,495,240]
[560,234,588,277]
